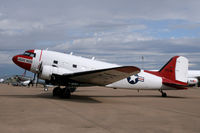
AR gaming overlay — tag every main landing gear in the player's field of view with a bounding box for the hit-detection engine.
[159,89,167,97]
[53,86,76,98]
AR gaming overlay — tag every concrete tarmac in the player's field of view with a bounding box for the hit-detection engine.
[0,84,200,133]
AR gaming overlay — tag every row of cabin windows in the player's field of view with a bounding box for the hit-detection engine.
[53,60,77,68]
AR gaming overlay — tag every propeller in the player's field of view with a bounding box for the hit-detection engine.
[22,70,27,77]
[32,73,37,86]
[36,62,43,87]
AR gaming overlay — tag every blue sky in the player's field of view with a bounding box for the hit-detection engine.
[0,0,200,77]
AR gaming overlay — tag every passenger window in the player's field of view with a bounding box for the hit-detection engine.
[73,64,77,68]
[53,60,58,64]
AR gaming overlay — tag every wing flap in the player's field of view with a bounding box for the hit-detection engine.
[56,66,140,86]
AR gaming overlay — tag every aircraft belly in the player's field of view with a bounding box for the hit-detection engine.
[160,85,179,90]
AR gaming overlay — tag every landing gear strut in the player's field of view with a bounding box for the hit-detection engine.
[159,89,167,97]
[53,86,75,98]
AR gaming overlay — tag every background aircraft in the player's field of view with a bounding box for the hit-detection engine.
[12,49,200,98]
[2,75,31,86]
[1,74,52,91]
[0,78,4,83]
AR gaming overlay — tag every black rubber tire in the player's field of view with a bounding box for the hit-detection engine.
[70,87,76,93]
[62,88,71,99]
[58,88,71,99]
[162,92,167,97]
[53,87,61,97]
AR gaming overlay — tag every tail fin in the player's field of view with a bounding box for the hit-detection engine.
[159,56,188,83]
[145,56,188,88]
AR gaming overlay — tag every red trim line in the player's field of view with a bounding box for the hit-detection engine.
[26,49,34,53]
[39,50,43,62]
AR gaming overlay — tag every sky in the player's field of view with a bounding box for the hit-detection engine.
[0,0,200,77]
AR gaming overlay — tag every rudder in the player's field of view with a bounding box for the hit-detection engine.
[159,56,188,83]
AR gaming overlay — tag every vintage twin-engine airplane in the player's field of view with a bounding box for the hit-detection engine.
[12,49,200,98]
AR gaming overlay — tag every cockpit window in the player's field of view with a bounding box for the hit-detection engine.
[23,52,30,56]
[30,53,36,57]
[23,52,36,57]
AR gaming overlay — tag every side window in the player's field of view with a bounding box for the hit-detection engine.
[52,60,58,67]
[23,52,31,56]
[30,53,36,57]
[73,64,77,68]
[23,52,35,57]
[53,60,58,64]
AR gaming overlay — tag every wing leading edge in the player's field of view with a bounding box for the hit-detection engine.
[53,66,140,86]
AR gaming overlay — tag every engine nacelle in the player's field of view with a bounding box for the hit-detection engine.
[40,65,72,80]
[187,78,199,86]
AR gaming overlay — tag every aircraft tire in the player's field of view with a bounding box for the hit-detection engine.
[63,88,71,98]
[162,92,167,97]
[70,87,76,93]
[53,87,61,97]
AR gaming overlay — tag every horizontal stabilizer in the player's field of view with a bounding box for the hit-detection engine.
[162,78,188,89]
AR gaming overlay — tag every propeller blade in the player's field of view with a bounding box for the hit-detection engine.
[36,74,39,87]
[22,70,26,77]
[31,73,36,87]
[35,62,43,87]
[33,73,36,81]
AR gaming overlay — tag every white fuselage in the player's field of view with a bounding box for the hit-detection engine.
[31,50,118,74]
[29,50,199,90]
[106,70,163,90]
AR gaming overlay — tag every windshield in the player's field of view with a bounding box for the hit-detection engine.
[23,52,36,57]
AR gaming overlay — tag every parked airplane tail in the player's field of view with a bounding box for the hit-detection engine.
[145,56,188,88]
[159,56,188,83]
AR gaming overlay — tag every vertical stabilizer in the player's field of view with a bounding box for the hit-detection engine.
[159,56,188,83]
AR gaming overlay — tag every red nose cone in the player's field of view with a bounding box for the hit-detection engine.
[12,55,32,71]
[12,55,17,64]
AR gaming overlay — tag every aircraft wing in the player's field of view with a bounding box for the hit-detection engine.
[53,66,140,86]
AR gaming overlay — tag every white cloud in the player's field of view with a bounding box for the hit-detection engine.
[0,13,3,17]
[51,42,70,50]
[0,19,44,36]
[51,31,154,51]
[0,0,200,76]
